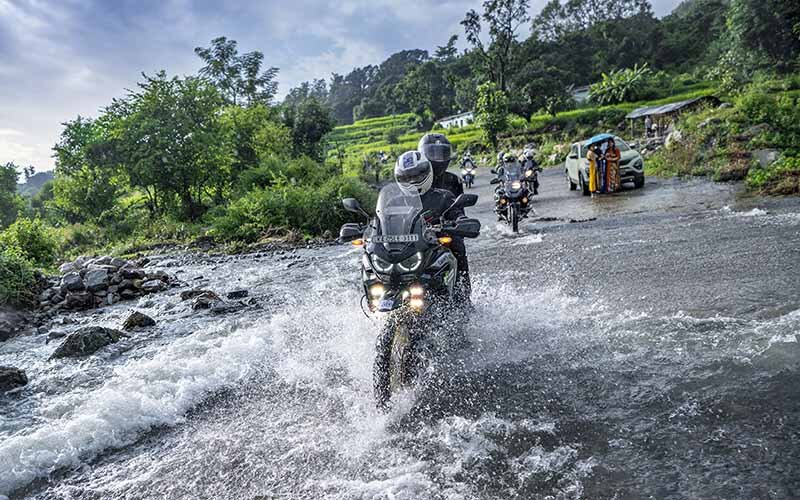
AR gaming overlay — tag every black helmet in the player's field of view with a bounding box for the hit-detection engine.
[417,133,452,176]
[395,151,433,194]
[503,152,517,163]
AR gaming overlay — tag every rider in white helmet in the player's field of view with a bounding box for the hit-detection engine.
[394,150,472,305]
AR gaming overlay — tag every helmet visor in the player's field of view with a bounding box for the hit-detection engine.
[422,143,451,163]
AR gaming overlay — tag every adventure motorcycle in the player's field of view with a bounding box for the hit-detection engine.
[339,183,480,407]
[522,159,542,195]
[492,162,533,233]
[461,161,476,189]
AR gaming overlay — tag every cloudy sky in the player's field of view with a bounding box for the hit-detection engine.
[0,0,683,173]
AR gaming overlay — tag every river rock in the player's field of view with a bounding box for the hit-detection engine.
[226,290,249,300]
[64,291,94,310]
[120,266,146,280]
[110,257,128,268]
[122,311,156,330]
[50,326,123,359]
[46,329,68,343]
[120,289,139,300]
[181,289,211,301]
[0,366,28,392]
[89,255,113,266]
[753,149,780,168]
[1,308,27,342]
[210,301,246,315]
[192,291,222,310]
[141,279,167,293]
[85,269,110,292]
[59,261,79,274]
[146,270,170,282]
[60,272,84,293]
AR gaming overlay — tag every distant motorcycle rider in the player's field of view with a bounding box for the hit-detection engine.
[521,149,542,195]
[461,151,476,169]
[396,150,471,305]
[418,133,463,198]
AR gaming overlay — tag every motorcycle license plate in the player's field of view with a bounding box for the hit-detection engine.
[372,234,419,243]
[379,299,395,311]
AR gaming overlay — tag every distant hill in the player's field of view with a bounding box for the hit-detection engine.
[17,171,54,197]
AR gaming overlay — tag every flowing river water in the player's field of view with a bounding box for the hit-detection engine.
[2,169,800,499]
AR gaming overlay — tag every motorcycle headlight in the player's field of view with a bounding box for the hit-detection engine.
[461,169,468,175]
[370,254,393,273]
[511,181,522,190]
[525,170,533,177]
[397,252,422,272]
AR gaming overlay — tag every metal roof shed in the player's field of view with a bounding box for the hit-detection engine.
[625,96,721,120]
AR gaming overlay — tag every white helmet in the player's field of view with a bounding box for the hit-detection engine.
[395,151,433,195]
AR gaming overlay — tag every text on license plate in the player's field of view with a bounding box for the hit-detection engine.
[372,234,419,243]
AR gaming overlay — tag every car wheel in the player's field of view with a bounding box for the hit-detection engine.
[579,173,590,196]
[567,171,577,191]
[634,174,645,189]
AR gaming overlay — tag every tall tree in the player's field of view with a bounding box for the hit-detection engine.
[727,0,800,72]
[475,82,509,147]
[461,0,531,92]
[0,162,23,229]
[195,37,280,106]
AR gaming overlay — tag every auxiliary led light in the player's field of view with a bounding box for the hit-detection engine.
[409,285,424,296]
[409,298,424,308]
[500,198,507,205]
[438,236,453,245]
[369,284,385,298]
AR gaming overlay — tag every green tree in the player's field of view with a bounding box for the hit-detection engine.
[475,82,509,147]
[0,217,57,267]
[116,72,234,220]
[195,36,280,106]
[283,97,335,161]
[0,162,24,228]
[727,0,800,73]
[461,0,531,92]
[52,117,122,223]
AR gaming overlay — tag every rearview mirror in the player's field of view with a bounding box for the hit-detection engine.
[339,223,363,243]
[342,198,369,219]
[443,193,478,217]
[490,169,497,174]
[629,142,640,150]
[450,218,481,239]
[490,178,501,185]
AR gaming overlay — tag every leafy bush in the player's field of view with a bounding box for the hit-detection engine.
[210,177,377,242]
[746,155,800,194]
[589,64,653,105]
[0,246,35,307]
[0,217,58,267]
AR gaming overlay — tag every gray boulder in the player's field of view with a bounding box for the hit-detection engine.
[86,264,117,273]
[59,261,79,274]
[46,329,68,343]
[226,290,249,299]
[120,267,146,280]
[181,289,211,301]
[60,272,84,293]
[85,269,110,292]
[141,279,167,293]
[192,291,222,310]
[122,311,156,330]
[50,326,124,359]
[64,291,94,310]
[0,366,28,392]
[110,257,128,268]
[146,270,170,282]
[1,308,27,342]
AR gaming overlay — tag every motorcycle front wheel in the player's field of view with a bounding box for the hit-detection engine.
[510,204,519,233]
[374,318,416,407]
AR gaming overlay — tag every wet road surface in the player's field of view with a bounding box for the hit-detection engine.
[2,167,800,499]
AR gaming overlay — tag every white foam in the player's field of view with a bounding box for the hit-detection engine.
[0,320,273,495]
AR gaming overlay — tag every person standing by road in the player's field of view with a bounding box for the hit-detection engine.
[587,143,601,194]
[645,115,653,138]
[605,138,621,192]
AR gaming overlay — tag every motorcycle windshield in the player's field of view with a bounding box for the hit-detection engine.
[374,182,424,249]
[503,163,524,181]
[503,163,525,193]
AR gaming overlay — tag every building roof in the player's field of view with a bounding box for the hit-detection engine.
[625,96,720,120]
[436,111,474,122]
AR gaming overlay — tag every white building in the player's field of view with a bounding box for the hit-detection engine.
[570,85,591,104]
[435,111,474,129]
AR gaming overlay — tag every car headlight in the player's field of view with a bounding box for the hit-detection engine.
[511,181,522,190]
[370,254,393,273]
[634,159,643,169]
[397,252,422,272]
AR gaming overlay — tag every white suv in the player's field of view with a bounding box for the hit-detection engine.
[565,136,645,195]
